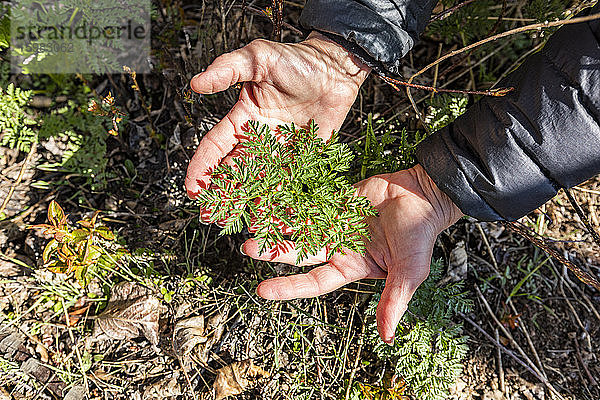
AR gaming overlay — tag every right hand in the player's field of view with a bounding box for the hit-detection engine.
[185,32,371,199]
[243,165,464,342]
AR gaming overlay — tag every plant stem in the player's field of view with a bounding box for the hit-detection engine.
[503,221,600,291]
[563,188,600,249]
[271,0,283,41]
[429,0,478,22]
[0,143,37,217]
[378,74,513,97]
[406,11,600,118]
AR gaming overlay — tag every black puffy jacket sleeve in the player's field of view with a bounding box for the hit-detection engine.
[416,4,600,221]
[300,0,438,75]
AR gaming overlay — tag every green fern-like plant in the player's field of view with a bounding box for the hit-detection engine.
[38,103,116,184]
[0,77,124,188]
[0,83,37,151]
[353,114,426,181]
[366,260,472,400]
[198,121,377,262]
[427,0,496,44]
[425,94,468,132]
[10,0,149,74]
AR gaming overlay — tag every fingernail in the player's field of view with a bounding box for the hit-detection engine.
[384,336,395,345]
[240,244,247,256]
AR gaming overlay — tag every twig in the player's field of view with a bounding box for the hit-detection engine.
[410,12,600,84]
[494,328,506,395]
[573,333,598,387]
[563,188,600,249]
[503,221,600,291]
[487,0,507,37]
[61,299,89,397]
[558,277,593,352]
[459,311,564,398]
[430,0,478,22]
[476,223,499,271]
[0,143,37,216]
[430,43,443,101]
[507,299,547,379]
[345,320,366,400]
[270,0,283,41]
[475,286,550,388]
[406,12,600,118]
[460,32,476,91]
[219,0,228,51]
[561,265,600,323]
[123,66,158,137]
[335,290,359,387]
[378,38,514,127]
[379,74,513,98]
[572,186,600,196]
[234,5,302,35]
[173,347,198,400]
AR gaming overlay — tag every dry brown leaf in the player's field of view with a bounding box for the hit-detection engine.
[142,373,182,400]
[92,282,162,346]
[174,315,206,356]
[0,387,11,400]
[21,358,66,396]
[63,384,86,400]
[440,240,468,285]
[174,307,229,368]
[199,309,228,363]
[213,360,269,400]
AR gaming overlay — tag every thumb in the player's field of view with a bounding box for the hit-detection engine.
[191,40,267,94]
[375,261,430,343]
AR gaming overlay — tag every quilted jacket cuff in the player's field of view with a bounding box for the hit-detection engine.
[299,0,437,76]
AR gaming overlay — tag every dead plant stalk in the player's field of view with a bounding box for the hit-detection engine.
[405,12,600,118]
[0,143,37,216]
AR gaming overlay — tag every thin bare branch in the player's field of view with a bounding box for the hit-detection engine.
[503,221,600,291]
[429,0,478,23]
[407,12,600,118]
[563,188,600,249]
[0,143,37,217]
[459,311,564,398]
[270,0,284,41]
[378,74,513,97]
[234,5,302,36]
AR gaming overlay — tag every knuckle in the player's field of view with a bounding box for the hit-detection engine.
[249,38,269,49]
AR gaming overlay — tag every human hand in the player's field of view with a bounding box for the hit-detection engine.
[185,32,370,198]
[242,165,463,342]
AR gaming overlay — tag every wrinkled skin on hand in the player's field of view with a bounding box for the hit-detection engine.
[185,32,369,196]
[242,165,462,343]
[185,33,463,342]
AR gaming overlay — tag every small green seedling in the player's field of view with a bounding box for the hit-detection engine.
[198,121,377,263]
[29,200,126,284]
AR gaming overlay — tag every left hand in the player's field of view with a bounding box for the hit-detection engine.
[185,32,370,198]
[243,165,463,342]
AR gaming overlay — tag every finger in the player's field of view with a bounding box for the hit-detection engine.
[376,262,430,344]
[206,146,249,225]
[190,41,266,94]
[185,116,238,197]
[242,239,326,266]
[256,262,372,300]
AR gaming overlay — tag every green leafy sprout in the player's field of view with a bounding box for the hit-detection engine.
[0,83,37,152]
[366,259,473,400]
[198,121,377,263]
